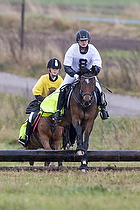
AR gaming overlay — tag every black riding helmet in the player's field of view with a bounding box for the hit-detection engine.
[47,58,61,69]
[76,29,90,42]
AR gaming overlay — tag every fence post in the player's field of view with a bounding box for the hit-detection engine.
[20,0,25,56]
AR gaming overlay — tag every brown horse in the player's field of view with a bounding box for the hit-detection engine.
[57,69,98,172]
[26,88,63,167]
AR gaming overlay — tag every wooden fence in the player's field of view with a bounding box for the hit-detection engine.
[0,150,140,162]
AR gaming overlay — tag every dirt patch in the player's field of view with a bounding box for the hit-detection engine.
[93,37,140,51]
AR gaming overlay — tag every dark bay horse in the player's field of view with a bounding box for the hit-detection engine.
[26,88,63,167]
[58,69,98,172]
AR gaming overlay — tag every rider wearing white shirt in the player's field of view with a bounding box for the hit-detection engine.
[53,29,109,121]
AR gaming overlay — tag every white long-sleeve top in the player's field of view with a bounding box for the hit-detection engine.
[63,43,102,71]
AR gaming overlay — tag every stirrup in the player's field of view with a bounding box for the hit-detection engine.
[18,135,28,147]
[52,110,61,122]
[100,108,109,120]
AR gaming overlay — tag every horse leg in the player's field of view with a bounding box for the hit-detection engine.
[69,124,76,148]
[52,127,63,167]
[79,133,90,172]
[63,126,73,150]
[80,125,93,172]
[38,134,54,167]
[52,139,62,167]
[26,139,38,167]
[80,152,88,173]
[75,124,84,155]
[63,124,76,150]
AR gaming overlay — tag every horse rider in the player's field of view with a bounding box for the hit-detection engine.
[53,29,109,121]
[18,58,63,147]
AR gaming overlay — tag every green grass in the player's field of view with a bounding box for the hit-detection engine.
[0,1,140,209]
[0,170,140,210]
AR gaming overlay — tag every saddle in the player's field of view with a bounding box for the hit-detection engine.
[26,99,40,114]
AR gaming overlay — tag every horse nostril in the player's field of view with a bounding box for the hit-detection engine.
[89,99,91,104]
[83,96,92,106]
[83,99,89,106]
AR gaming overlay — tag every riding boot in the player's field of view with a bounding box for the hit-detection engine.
[18,121,32,147]
[99,92,109,120]
[53,87,66,121]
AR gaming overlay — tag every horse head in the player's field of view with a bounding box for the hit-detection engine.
[79,70,95,107]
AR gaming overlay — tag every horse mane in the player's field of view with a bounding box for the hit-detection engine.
[80,67,95,77]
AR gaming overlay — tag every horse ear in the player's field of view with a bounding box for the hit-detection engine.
[81,67,90,75]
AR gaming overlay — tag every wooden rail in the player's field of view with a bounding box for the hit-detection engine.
[0,150,140,162]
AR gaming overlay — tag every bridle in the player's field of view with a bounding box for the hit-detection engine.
[72,74,96,107]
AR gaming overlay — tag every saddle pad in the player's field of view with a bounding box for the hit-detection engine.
[40,88,60,114]
[18,119,28,139]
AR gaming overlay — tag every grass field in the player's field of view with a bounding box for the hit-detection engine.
[0,169,140,210]
[1,1,140,209]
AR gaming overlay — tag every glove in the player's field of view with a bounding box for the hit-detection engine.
[74,74,79,80]
[82,67,90,74]
[35,95,45,103]
[92,65,101,76]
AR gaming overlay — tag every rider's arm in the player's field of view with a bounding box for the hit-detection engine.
[64,65,77,77]
[32,76,44,96]
[35,95,45,102]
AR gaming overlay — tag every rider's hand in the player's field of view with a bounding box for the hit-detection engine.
[35,95,45,102]
[74,74,79,80]
[92,65,101,76]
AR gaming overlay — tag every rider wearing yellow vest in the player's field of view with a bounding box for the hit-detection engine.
[18,58,63,147]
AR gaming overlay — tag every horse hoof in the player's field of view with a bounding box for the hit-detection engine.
[49,162,56,168]
[65,143,73,150]
[76,150,84,155]
[58,162,63,167]
[65,143,70,150]
[81,169,88,173]
[29,160,34,166]
[69,146,73,150]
